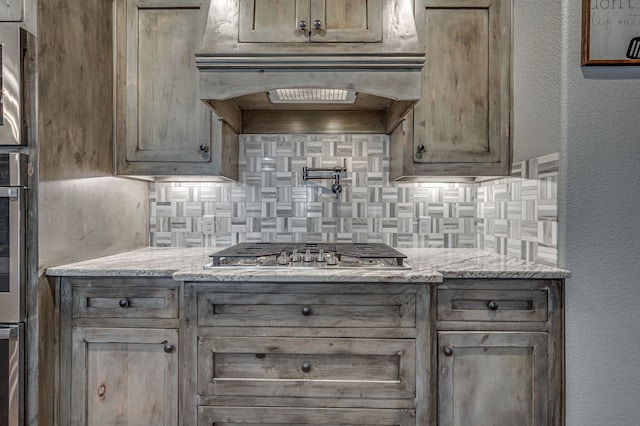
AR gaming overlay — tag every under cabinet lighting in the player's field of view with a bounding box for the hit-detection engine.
[268,88,357,104]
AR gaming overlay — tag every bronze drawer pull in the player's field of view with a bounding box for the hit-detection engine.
[163,344,175,354]
[301,363,311,373]
[487,301,499,311]
[443,347,453,357]
[301,306,312,316]
[118,298,129,308]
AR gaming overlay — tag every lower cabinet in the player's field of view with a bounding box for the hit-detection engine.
[56,277,564,425]
[57,277,180,426]
[437,331,548,426]
[70,327,178,426]
[183,282,427,426]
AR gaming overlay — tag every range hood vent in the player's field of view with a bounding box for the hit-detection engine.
[196,0,424,135]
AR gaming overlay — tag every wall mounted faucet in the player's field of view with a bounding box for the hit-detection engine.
[303,161,347,199]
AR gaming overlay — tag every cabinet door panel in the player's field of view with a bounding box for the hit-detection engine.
[126,0,212,162]
[438,332,548,426]
[239,0,310,42]
[198,406,416,425]
[414,0,510,167]
[70,328,178,426]
[310,0,382,42]
[198,337,416,399]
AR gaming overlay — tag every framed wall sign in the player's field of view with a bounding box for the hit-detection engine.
[582,0,640,65]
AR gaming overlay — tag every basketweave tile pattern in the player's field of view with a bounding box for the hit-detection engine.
[476,152,559,266]
[150,134,477,249]
[149,135,559,266]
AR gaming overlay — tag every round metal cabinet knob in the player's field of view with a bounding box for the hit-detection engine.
[415,144,426,160]
[164,344,175,354]
[301,306,312,316]
[301,363,312,373]
[488,301,499,311]
[313,19,322,29]
[199,144,209,153]
[443,346,454,357]
[299,20,307,30]
[118,298,129,308]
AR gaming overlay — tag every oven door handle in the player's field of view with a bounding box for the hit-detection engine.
[0,326,19,339]
[0,187,19,198]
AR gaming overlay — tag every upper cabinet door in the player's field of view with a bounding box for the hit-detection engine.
[125,0,212,163]
[309,0,383,43]
[238,0,382,43]
[414,0,511,168]
[239,0,310,43]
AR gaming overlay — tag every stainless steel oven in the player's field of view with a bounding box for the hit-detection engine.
[0,24,25,146]
[0,153,25,323]
[0,324,22,426]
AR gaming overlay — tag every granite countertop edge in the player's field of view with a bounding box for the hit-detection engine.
[45,247,571,281]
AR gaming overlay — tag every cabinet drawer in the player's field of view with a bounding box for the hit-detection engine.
[197,292,416,328]
[198,406,416,425]
[72,285,178,319]
[437,289,548,322]
[197,337,416,400]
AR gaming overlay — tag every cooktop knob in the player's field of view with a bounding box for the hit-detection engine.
[317,249,325,262]
[291,248,301,262]
[303,249,314,262]
[277,251,289,265]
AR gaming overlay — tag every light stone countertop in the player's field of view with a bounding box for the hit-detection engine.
[46,246,570,282]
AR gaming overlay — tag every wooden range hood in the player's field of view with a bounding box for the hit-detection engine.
[195,0,424,135]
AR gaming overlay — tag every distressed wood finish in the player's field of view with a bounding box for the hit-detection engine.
[437,331,548,426]
[390,0,512,180]
[198,406,417,425]
[116,0,239,178]
[183,282,428,425]
[433,279,564,426]
[58,277,180,426]
[70,327,178,426]
[437,289,548,322]
[197,291,416,328]
[310,0,382,42]
[72,285,178,319]
[239,0,309,42]
[198,337,416,399]
[238,0,382,43]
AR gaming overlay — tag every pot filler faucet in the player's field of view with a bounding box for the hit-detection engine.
[303,161,347,198]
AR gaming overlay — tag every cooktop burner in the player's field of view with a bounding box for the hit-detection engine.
[207,242,409,270]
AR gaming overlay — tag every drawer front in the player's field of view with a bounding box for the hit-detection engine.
[197,337,416,399]
[72,286,178,319]
[197,292,416,328]
[437,289,548,322]
[198,406,416,425]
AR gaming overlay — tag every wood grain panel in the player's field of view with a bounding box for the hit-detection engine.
[197,337,416,399]
[438,289,548,322]
[239,0,309,42]
[311,0,383,42]
[438,331,548,426]
[71,328,178,426]
[198,406,417,425]
[197,292,416,328]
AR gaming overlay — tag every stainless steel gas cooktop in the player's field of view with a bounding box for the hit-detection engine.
[205,242,410,270]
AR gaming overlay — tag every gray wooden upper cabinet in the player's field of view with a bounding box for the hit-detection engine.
[238,0,382,43]
[0,0,23,21]
[390,0,512,180]
[115,0,238,178]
